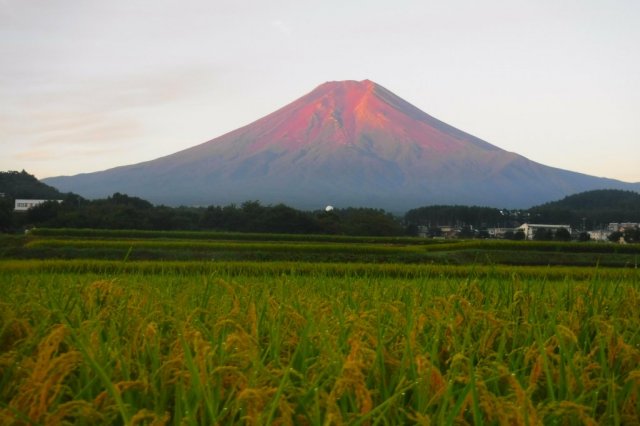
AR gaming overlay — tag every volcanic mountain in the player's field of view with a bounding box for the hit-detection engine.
[43,80,639,210]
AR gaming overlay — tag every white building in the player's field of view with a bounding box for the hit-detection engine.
[517,223,571,240]
[587,230,609,242]
[608,223,640,233]
[14,199,62,212]
[487,227,515,238]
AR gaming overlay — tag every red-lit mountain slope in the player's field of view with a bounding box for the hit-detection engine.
[43,80,639,210]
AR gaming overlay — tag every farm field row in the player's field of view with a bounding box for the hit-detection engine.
[2,269,640,424]
[2,228,640,267]
[2,228,640,424]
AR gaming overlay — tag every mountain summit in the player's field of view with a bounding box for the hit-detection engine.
[43,80,639,210]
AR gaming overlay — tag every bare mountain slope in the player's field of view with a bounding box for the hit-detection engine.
[43,80,639,210]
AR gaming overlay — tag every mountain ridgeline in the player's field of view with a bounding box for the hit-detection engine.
[42,80,640,210]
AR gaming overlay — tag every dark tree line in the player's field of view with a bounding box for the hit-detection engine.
[528,189,640,229]
[404,205,525,229]
[608,227,640,244]
[2,192,405,237]
[2,171,640,238]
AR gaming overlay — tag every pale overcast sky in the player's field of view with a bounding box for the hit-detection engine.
[1,0,639,182]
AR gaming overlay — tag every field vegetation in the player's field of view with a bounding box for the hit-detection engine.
[3,228,640,267]
[1,228,640,424]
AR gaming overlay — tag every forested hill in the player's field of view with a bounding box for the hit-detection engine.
[0,170,64,200]
[403,189,640,230]
[528,189,640,228]
[532,189,640,210]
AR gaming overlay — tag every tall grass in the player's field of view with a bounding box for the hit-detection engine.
[2,259,640,282]
[29,227,442,245]
[1,269,640,424]
[12,232,640,267]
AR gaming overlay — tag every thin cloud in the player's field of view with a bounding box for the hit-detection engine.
[35,119,143,147]
[16,145,123,163]
[271,20,292,36]
[14,150,58,161]
[1,65,219,150]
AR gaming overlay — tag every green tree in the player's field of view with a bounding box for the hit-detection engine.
[533,228,554,241]
[26,200,61,224]
[608,231,623,243]
[578,232,591,242]
[554,228,572,241]
[624,227,640,243]
[0,197,13,231]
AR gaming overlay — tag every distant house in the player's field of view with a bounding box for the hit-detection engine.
[587,230,609,242]
[487,227,514,239]
[14,199,62,212]
[608,222,640,233]
[517,223,571,240]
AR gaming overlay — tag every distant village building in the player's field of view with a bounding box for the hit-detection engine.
[14,199,62,212]
[416,225,467,239]
[517,223,571,240]
[608,222,640,233]
[587,230,609,242]
[487,227,513,239]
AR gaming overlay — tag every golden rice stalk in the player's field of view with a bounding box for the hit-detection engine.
[329,336,375,417]
[248,302,258,339]
[324,388,346,426]
[271,397,295,426]
[160,327,214,388]
[0,304,31,352]
[468,362,540,425]
[0,350,17,381]
[187,329,213,386]
[43,400,103,426]
[237,387,277,426]
[622,370,640,423]
[607,333,640,373]
[223,329,258,369]
[406,410,432,426]
[478,324,503,357]
[130,408,170,426]
[555,325,578,346]
[212,365,249,392]
[541,401,597,426]
[415,355,446,400]
[6,324,82,424]
[499,365,539,425]
[409,313,428,351]
[93,380,148,410]
[82,280,124,318]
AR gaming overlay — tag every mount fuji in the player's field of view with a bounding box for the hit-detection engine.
[43,80,639,210]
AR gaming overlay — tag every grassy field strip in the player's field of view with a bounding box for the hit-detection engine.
[30,227,447,245]
[2,259,639,281]
[24,238,425,254]
[25,234,640,255]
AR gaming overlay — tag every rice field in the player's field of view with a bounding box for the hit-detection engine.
[1,229,640,424]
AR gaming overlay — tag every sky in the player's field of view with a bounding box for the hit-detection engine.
[1,0,639,183]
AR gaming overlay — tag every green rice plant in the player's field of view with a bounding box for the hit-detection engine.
[1,267,640,424]
[29,227,443,245]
